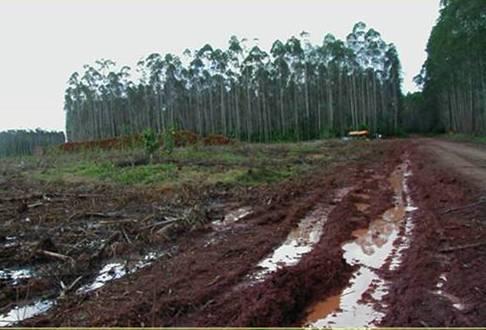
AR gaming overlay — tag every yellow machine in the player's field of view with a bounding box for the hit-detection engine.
[348,130,369,137]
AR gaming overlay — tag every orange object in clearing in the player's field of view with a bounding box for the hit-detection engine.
[348,130,369,137]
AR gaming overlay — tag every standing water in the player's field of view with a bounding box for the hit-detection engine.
[0,251,165,326]
[248,187,352,283]
[0,300,54,327]
[0,268,33,285]
[77,251,164,294]
[211,207,253,231]
[304,160,417,327]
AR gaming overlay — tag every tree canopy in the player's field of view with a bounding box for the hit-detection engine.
[0,129,65,157]
[65,22,403,142]
[417,0,486,134]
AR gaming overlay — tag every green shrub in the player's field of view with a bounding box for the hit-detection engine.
[358,123,369,131]
[143,129,159,161]
[163,128,175,155]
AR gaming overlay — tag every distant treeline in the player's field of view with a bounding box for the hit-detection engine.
[65,22,402,142]
[413,0,486,134]
[0,129,65,157]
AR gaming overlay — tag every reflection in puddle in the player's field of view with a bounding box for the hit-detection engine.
[249,187,352,282]
[354,193,370,200]
[0,300,54,326]
[435,291,465,311]
[223,207,252,224]
[3,236,18,248]
[433,273,465,311]
[304,160,417,327]
[252,207,330,280]
[78,263,127,293]
[212,207,252,230]
[305,295,341,323]
[78,251,163,294]
[0,251,164,325]
[0,268,33,285]
[355,203,370,212]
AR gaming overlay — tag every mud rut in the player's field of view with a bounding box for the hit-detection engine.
[2,140,485,327]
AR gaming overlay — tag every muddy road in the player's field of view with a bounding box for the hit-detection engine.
[1,138,485,327]
[423,138,486,188]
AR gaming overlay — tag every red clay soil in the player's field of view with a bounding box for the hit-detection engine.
[192,175,394,327]
[61,135,143,152]
[19,139,486,327]
[61,130,230,152]
[23,142,400,327]
[378,141,486,327]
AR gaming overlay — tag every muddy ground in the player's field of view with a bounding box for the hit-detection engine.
[1,138,485,327]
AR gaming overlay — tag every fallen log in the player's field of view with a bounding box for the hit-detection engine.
[98,219,138,225]
[27,201,44,209]
[120,227,132,244]
[39,250,75,264]
[441,199,486,214]
[60,275,83,297]
[140,218,180,232]
[68,211,123,221]
[440,241,486,253]
[0,193,43,202]
[91,231,120,260]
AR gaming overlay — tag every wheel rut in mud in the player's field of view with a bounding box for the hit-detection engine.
[4,139,486,327]
[12,141,399,327]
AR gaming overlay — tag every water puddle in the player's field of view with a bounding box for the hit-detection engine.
[252,207,331,281]
[0,268,33,285]
[304,160,417,327]
[0,251,164,325]
[355,203,370,212]
[3,236,18,248]
[304,295,341,323]
[77,251,163,294]
[78,263,127,293]
[212,207,252,230]
[0,300,54,327]
[354,193,370,200]
[248,187,352,283]
[432,273,465,311]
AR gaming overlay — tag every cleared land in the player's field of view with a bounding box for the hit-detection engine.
[0,138,485,326]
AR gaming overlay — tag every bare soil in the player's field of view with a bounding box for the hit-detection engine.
[422,138,486,188]
[1,138,485,327]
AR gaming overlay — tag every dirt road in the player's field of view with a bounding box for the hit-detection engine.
[377,138,486,327]
[423,138,486,189]
[1,139,485,327]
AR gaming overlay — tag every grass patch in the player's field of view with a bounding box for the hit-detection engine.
[22,139,365,188]
[109,164,177,185]
[287,141,324,155]
[236,167,294,185]
[445,133,486,145]
[170,146,247,164]
[36,162,177,185]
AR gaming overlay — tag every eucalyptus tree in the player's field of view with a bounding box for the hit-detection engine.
[0,129,65,157]
[188,50,206,134]
[418,0,486,134]
[209,48,229,135]
[65,72,81,141]
[142,53,165,132]
[270,40,290,138]
[384,44,402,132]
[64,22,404,142]
[227,36,244,139]
[284,36,305,139]
[197,44,217,133]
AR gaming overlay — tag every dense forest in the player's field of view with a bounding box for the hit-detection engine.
[64,22,402,142]
[415,0,486,134]
[0,129,65,157]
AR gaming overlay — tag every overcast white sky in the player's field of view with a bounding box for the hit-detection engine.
[0,0,440,132]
